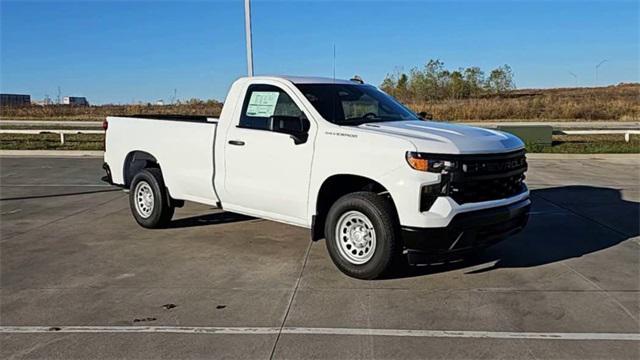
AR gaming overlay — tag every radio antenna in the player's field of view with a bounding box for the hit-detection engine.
[331,43,336,121]
[332,43,336,82]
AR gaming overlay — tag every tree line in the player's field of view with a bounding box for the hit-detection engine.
[380,59,515,102]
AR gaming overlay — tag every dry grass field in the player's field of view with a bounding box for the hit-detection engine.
[405,83,639,121]
[0,84,638,122]
[0,101,223,122]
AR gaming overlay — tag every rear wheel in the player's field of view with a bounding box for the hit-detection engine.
[325,192,400,279]
[129,168,174,228]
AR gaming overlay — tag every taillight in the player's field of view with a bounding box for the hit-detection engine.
[102,119,108,130]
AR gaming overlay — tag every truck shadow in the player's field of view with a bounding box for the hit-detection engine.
[0,188,121,201]
[392,185,639,279]
[168,211,255,228]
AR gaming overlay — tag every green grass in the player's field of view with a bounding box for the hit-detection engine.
[0,125,102,130]
[1,133,638,153]
[0,134,104,150]
[526,134,640,153]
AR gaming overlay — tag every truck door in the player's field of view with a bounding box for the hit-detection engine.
[223,83,315,225]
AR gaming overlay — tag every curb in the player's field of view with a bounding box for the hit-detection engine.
[0,150,104,157]
[0,150,636,160]
[455,121,640,130]
[527,153,639,160]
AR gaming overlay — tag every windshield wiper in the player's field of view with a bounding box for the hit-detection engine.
[340,117,408,126]
[340,117,388,125]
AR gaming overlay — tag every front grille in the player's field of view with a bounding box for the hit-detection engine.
[448,150,527,204]
[450,173,525,204]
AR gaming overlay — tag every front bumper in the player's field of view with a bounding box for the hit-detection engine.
[401,198,530,265]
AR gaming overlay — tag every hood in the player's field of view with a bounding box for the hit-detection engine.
[357,120,524,154]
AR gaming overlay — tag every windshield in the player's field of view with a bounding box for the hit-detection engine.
[295,83,419,125]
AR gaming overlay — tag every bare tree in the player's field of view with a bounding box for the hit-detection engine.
[486,65,515,94]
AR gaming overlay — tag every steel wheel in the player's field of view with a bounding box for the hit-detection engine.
[134,181,154,218]
[335,210,377,265]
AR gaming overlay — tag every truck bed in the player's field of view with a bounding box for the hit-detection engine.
[104,115,220,206]
[129,114,216,122]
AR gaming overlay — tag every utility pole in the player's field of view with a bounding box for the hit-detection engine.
[57,86,61,104]
[244,0,254,76]
[595,59,607,85]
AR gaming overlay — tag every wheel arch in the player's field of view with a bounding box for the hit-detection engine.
[123,150,160,188]
[311,174,399,241]
[124,151,184,208]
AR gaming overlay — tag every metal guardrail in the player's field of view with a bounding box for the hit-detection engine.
[0,129,104,144]
[556,130,640,142]
[1,127,638,145]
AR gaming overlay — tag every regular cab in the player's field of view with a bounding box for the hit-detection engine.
[102,76,530,279]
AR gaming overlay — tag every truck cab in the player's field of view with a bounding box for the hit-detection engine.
[103,75,530,279]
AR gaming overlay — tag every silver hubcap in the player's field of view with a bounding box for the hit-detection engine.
[134,181,154,218]
[335,210,376,265]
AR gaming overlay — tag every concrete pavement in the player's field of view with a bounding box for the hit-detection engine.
[0,156,638,359]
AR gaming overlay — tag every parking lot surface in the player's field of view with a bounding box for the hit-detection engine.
[1,155,638,359]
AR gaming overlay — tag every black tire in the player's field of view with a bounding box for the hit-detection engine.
[129,168,175,228]
[324,191,400,279]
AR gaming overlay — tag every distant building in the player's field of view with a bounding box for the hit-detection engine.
[0,94,31,107]
[63,96,89,106]
[155,100,165,106]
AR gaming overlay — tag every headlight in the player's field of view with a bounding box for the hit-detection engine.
[405,152,457,173]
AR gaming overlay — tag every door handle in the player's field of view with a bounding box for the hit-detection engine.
[228,140,245,146]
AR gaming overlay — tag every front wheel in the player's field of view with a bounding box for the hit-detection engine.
[129,168,174,228]
[324,192,400,279]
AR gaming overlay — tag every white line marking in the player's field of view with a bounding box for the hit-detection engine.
[282,327,640,341]
[0,326,278,335]
[1,326,638,341]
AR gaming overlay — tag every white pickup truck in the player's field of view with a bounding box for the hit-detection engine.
[103,76,530,279]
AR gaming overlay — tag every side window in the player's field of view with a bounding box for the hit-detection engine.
[239,85,303,130]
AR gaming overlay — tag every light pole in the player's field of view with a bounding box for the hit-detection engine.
[244,0,254,77]
[595,59,607,85]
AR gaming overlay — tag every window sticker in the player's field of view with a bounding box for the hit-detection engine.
[246,91,280,117]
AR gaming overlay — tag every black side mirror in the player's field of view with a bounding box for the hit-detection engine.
[418,111,433,120]
[270,115,310,144]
